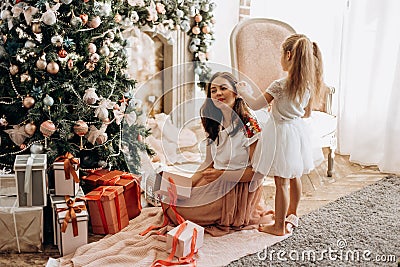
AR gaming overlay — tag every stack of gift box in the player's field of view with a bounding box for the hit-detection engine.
[0,151,143,256]
[50,153,89,256]
[1,152,205,260]
[52,154,142,254]
[0,154,47,253]
[81,169,142,234]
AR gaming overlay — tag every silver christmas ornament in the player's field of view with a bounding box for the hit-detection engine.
[70,16,82,27]
[99,45,110,57]
[51,35,63,47]
[30,143,44,154]
[42,10,57,26]
[43,94,54,106]
[24,40,36,48]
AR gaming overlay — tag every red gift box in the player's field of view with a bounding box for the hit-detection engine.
[97,171,142,220]
[84,186,129,235]
[82,169,125,192]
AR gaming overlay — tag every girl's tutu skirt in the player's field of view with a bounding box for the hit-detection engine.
[251,116,323,178]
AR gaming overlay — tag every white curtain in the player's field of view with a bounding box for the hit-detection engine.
[338,0,400,173]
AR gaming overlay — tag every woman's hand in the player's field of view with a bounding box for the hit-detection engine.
[236,81,253,97]
[201,167,224,182]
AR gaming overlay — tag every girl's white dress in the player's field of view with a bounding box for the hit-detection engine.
[252,78,324,178]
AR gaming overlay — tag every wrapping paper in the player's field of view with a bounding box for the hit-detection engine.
[0,198,43,253]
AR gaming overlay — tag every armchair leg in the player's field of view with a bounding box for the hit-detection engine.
[327,147,335,177]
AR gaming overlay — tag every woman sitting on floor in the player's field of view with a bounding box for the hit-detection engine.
[162,72,274,236]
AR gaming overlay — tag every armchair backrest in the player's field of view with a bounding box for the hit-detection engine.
[230,18,295,96]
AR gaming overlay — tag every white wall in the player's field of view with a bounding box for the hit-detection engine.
[209,0,346,92]
[208,0,240,70]
[251,0,346,90]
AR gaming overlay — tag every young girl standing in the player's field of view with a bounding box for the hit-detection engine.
[237,34,325,236]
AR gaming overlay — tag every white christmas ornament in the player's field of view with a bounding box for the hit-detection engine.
[98,2,112,17]
[94,98,116,120]
[41,3,60,26]
[83,88,100,104]
[51,35,63,47]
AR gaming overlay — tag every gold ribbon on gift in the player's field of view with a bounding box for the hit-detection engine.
[56,196,86,237]
[54,152,80,183]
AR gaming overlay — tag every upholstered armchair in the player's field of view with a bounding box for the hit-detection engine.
[230,18,337,177]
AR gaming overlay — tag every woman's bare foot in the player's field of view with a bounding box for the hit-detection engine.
[258,223,286,236]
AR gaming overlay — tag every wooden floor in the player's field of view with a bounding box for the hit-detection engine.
[0,149,392,266]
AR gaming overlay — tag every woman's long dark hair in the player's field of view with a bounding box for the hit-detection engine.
[200,72,251,144]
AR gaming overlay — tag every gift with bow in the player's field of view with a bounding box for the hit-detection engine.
[83,185,129,235]
[97,171,143,220]
[53,152,80,196]
[55,196,89,256]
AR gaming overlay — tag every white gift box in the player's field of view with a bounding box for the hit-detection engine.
[155,171,192,199]
[53,158,80,196]
[14,154,47,207]
[56,200,88,256]
[0,197,43,253]
[50,188,84,246]
[0,169,17,197]
[166,220,204,258]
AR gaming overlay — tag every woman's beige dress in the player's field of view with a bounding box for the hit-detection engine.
[163,123,273,236]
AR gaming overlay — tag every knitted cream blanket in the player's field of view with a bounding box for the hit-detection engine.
[58,207,288,267]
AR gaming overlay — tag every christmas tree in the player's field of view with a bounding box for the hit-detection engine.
[0,0,215,173]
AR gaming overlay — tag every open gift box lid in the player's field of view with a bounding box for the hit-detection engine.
[154,171,192,199]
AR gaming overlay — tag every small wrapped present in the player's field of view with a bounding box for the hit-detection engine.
[97,171,142,220]
[166,220,204,258]
[0,198,43,253]
[81,169,123,193]
[56,197,88,256]
[85,186,129,234]
[50,188,85,245]
[53,152,80,196]
[14,154,47,207]
[155,171,192,200]
[0,167,17,197]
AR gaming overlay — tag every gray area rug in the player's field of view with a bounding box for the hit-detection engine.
[227,176,400,267]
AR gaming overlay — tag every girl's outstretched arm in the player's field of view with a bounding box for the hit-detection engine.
[237,81,274,110]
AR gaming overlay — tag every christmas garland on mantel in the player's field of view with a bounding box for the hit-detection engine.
[0,0,215,170]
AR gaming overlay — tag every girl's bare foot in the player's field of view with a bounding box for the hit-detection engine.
[258,223,286,236]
